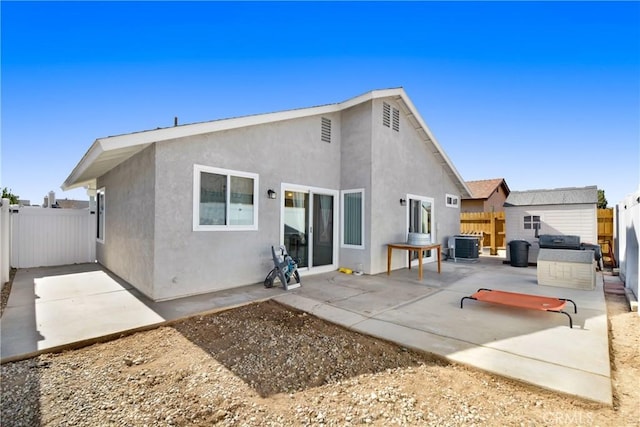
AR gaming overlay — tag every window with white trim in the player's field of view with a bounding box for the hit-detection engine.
[445,194,459,208]
[96,188,105,243]
[341,189,364,248]
[193,165,259,231]
[524,215,541,230]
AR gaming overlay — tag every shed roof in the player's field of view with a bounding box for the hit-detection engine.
[504,186,598,207]
[463,178,510,200]
[61,88,471,198]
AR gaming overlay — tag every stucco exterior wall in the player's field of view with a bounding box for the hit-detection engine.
[152,113,342,300]
[461,199,484,213]
[505,203,597,263]
[461,186,508,213]
[486,185,508,212]
[617,191,639,299]
[369,99,461,274]
[91,94,467,299]
[339,101,373,272]
[96,145,156,298]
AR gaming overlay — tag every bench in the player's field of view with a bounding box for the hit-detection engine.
[460,288,577,328]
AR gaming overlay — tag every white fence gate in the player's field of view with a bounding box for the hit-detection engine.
[10,207,96,268]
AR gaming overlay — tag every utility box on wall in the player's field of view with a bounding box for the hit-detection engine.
[537,249,596,290]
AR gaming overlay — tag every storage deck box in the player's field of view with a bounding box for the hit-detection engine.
[537,248,596,290]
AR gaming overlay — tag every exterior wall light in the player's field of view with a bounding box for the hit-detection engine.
[268,189,277,199]
[399,198,406,206]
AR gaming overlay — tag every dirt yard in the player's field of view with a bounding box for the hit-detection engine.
[1,277,638,426]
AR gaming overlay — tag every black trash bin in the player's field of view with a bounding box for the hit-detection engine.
[508,240,531,267]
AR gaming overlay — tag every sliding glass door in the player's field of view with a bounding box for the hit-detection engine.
[282,185,338,272]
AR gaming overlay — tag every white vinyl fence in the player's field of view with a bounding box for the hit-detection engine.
[10,207,96,268]
[0,199,10,283]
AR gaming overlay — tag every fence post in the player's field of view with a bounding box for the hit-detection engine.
[490,213,497,255]
[1,198,10,284]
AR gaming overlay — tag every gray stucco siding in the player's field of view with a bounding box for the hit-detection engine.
[152,113,342,300]
[369,99,461,274]
[339,101,373,273]
[96,145,156,298]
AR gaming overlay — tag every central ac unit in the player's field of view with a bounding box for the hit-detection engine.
[453,236,479,260]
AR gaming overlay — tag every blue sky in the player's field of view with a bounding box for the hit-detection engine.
[2,1,639,206]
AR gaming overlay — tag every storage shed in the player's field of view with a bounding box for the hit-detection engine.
[504,186,599,264]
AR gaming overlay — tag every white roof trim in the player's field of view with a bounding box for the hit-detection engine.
[62,88,471,197]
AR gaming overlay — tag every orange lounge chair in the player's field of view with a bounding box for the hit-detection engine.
[460,288,577,328]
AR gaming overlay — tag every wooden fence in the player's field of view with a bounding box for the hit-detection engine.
[460,208,616,265]
[597,208,616,267]
[459,212,505,255]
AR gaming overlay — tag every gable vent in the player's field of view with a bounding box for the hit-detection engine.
[382,102,391,127]
[392,107,400,132]
[321,117,331,143]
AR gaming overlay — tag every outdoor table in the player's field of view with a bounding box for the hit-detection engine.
[386,243,442,280]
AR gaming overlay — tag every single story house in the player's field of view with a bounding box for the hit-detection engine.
[62,88,471,301]
[504,186,599,264]
[461,178,510,213]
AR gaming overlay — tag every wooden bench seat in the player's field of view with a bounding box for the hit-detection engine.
[460,288,577,328]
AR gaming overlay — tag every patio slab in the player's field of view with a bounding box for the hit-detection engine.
[0,257,613,405]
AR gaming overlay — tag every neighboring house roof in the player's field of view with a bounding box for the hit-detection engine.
[56,199,90,209]
[463,178,510,200]
[61,88,472,198]
[504,186,598,207]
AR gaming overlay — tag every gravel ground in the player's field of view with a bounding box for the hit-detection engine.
[1,279,638,426]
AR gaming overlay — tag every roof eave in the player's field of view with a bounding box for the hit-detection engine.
[61,87,471,198]
[61,140,104,191]
[395,91,471,198]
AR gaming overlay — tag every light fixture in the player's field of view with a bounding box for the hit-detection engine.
[399,198,406,206]
[267,189,277,199]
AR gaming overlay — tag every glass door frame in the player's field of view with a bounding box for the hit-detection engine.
[405,193,436,266]
[280,183,339,275]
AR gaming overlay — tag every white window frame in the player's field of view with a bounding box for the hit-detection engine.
[406,193,436,264]
[96,187,106,244]
[523,214,541,231]
[445,193,459,208]
[341,189,365,249]
[193,164,259,231]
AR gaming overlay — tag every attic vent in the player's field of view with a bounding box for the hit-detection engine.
[382,102,391,127]
[382,102,400,132]
[392,107,400,132]
[321,117,331,143]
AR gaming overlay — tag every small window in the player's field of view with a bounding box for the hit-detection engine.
[341,189,365,249]
[321,117,331,143]
[446,194,459,208]
[193,165,259,231]
[524,215,541,230]
[96,188,105,243]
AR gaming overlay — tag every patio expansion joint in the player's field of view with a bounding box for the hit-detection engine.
[326,289,445,328]
[32,288,132,305]
[363,316,610,380]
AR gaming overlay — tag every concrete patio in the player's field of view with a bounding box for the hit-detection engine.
[0,256,612,405]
